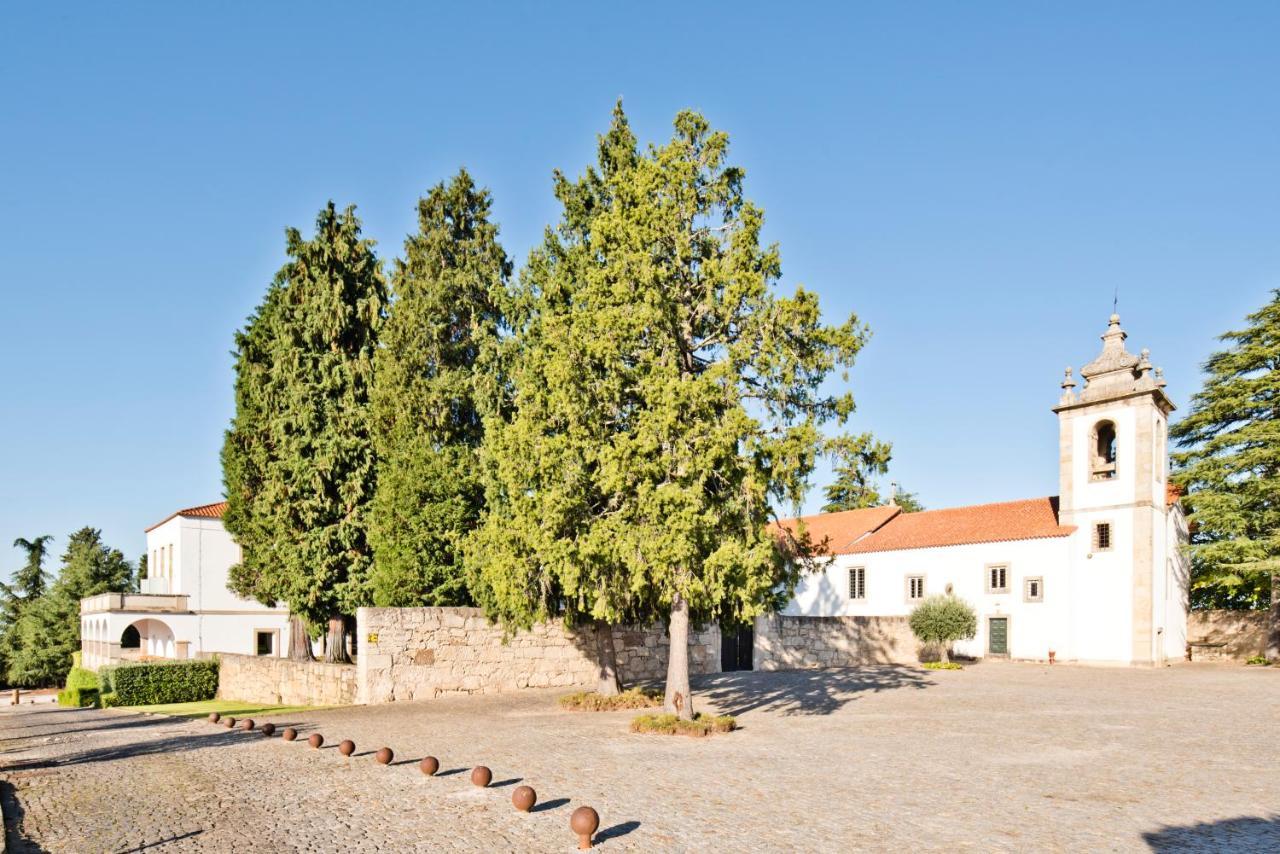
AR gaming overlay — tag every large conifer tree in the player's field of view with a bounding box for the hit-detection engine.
[1171,289,1280,659]
[222,203,387,662]
[0,535,53,678]
[369,170,510,606]
[467,106,866,714]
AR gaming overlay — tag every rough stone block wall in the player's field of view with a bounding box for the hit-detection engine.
[1188,610,1270,660]
[217,653,357,706]
[753,614,918,670]
[357,607,719,704]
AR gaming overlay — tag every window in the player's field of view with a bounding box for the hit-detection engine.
[255,630,276,657]
[848,566,866,600]
[1091,421,1118,480]
[1024,577,1044,602]
[986,564,1010,594]
[906,575,925,601]
[1093,522,1113,552]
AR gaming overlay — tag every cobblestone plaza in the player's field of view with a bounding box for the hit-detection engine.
[2,663,1276,852]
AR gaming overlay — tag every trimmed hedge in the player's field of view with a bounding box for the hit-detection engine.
[66,666,100,692]
[97,665,122,695]
[111,660,219,705]
[57,687,99,708]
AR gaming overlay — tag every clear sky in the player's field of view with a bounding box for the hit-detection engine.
[2,2,1276,577]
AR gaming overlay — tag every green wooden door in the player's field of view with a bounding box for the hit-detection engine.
[989,618,1009,655]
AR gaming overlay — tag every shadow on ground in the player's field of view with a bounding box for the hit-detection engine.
[692,665,931,716]
[1143,815,1280,851]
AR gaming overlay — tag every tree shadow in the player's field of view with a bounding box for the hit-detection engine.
[595,821,641,843]
[530,797,570,813]
[1,779,49,853]
[1143,815,1280,851]
[693,665,931,717]
[116,830,203,852]
[0,727,260,772]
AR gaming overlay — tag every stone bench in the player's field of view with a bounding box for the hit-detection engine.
[1188,640,1229,662]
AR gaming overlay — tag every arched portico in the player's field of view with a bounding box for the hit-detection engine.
[126,618,177,660]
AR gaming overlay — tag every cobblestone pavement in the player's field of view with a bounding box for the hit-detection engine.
[2,662,1277,852]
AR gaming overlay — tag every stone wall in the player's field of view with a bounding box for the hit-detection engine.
[357,607,720,704]
[218,653,357,706]
[753,614,918,670]
[1188,610,1271,660]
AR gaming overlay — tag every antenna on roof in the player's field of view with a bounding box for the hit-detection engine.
[1113,287,1119,316]
[888,482,898,507]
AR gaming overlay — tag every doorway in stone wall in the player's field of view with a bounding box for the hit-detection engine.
[720,622,754,671]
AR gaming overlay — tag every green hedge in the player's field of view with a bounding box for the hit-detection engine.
[111,660,219,705]
[99,692,121,708]
[57,687,99,708]
[66,666,100,692]
[97,665,121,694]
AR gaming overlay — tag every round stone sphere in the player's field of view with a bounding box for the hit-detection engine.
[470,766,492,787]
[375,747,393,765]
[308,733,324,749]
[282,727,298,742]
[570,805,600,841]
[240,719,255,732]
[419,756,439,776]
[338,739,355,756]
[512,785,537,812]
[223,717,237,729]
[261,723,276,737]
[208,712,221,724]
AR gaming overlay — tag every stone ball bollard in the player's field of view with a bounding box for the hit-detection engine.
[570,806,600,850]
[419,756,439,776]
[240,719,255,732]
[208,712,221,724]
[223,717,237,729]
[282,727,298,742]
[308,733,324,749]
[375,747,394,765]
[512,785,537,812]
[261,723,276,737]
[338,739,355,757]
[470,766,492,788]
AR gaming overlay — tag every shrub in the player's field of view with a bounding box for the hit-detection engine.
[111,660,219,706]
[1245,655,1270,666]
[71,651,83,670]
[65,666,100,692]
[98,665,121,694]
[559,687,663,711]
[922,661,965,671]
[98,692,121,708]
[57,687,99,708]
[630,712,737,737]
[909,595,978,664]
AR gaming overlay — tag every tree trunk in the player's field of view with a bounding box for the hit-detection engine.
[324,614,353,664]
[663,593,693,720]
[288,614,314,661]
[594,620,623,696]
[939,642,950,665]
[1268,572,1280,662]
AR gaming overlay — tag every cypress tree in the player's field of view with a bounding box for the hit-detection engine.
[369,170,510,606]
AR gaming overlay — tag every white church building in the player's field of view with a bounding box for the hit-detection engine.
[780,314,1191,666]
[79,502,293,668]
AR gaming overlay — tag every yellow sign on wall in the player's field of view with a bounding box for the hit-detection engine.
[367,633,379,644]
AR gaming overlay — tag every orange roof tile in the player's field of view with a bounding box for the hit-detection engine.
[772,505,901,555]
[1166,482,1183,508]
[844,496,1074,554]
[145,501,228,533]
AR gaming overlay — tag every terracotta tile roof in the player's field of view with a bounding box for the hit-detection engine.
[145,501,229,533]
[1166,482,1183,508]
[772,505,901,555]
[844,496,1074,554]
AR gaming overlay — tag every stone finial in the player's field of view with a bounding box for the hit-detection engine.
[1059,367,1078,405]
[1155,366,1166,388]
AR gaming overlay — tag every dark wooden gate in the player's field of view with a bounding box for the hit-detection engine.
[988,617,1009,656]
[720,623,754,672]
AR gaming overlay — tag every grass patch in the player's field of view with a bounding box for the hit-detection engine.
[122,699,332,719]
[1245,655,1270,666]
[922,662,965,671]
[559,687,663,711]
[630,711,737,737]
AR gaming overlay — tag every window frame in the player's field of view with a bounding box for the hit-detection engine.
[1092,521,1114,553]
[1023,576,1044,603]
[905,574,926,602]
[985,562,1011,594]
[848,566,866,601]
[254,628,279,657]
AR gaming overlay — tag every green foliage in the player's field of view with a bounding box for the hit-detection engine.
[558,687,663,711]
[1171,290,1280,616]
[467,104,866,651]
[629,711,737,736]
[56,686,99,708]
[369,170,510,607]
[0,535,54,681]
[822,434,924,513]
[65,666,99,691]
[922,661,964,670]
[909,595,978,663]
[222,203,388,631]
[97,664,121,694]
[895,490,925,513]
[110,660,219,706]
[1244,655,1269,666]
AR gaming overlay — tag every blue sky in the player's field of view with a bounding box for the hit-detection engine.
[2,2,1276,576]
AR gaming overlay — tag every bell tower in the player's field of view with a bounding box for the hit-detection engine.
[1053,314,1175,664]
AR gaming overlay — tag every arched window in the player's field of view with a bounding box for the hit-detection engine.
[120,624,141,649]
[1091,421,1117,480]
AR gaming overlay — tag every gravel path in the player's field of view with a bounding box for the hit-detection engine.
[1,662,1277,852]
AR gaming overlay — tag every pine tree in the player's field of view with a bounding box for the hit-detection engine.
[222,203,387,662]
[821,434,893,512]
[0,535,53,682]
[467,106,866,715]
[1171,289,1280,659]
[369,170,510,607]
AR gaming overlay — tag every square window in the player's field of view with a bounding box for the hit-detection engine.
[986,564,1009,594]
[1093,522,1113,552]
[906,575,925,601]
[1024,577,1044,603]
[255,631,275,657]
[849,566,866,600]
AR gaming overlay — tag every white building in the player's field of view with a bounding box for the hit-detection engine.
[80,502,293,668]
[780,314,1191,666]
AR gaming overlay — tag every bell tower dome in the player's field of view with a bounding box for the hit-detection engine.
[1053,313,1175,664]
